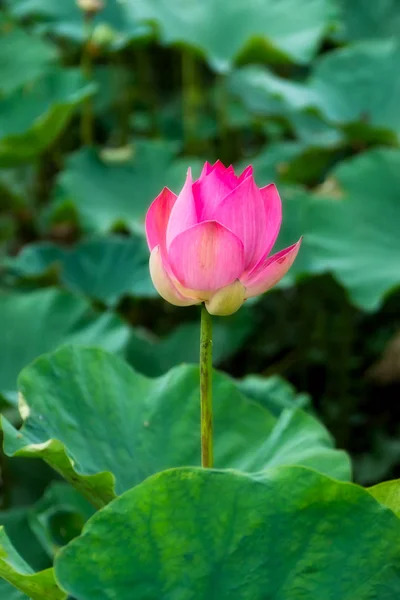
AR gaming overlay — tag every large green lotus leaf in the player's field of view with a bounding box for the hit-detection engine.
[229,68,343,151]
[231,40,400,142]
[310,40,400,141]
[127,0,335,72]
[0,69,95,166]
[334,0,400,43]
[55,467,400,600]
[311,149,400,309]
[277,148,400,310]
[229,65,314,115]
[127,307,257,376]
[0,289,130,404]
[368,479,400,518]
[0,25,57,95]
[5,0,149,47]
[0,528,65,600]
[2,346,350,508]
[6,235,155,305]
[238,374,310,417]
[288,112,344,149]
[49,141,183,233]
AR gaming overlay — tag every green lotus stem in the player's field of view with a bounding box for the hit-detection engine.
[200,304,213,468]
[80,16,94,146]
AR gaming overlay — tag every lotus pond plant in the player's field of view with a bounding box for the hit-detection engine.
[146,160,301,467]
[2,0,400,593]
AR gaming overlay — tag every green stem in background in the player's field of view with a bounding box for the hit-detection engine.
[181,50,199,153]
[113,53,133,147]
[135,48,159,138]
[80,15,95,146]
[200,304,213,468]
[216,73,229,162]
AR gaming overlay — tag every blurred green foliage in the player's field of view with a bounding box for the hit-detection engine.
[0,0,400,592]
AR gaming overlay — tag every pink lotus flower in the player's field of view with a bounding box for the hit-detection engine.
[145,160,301,316]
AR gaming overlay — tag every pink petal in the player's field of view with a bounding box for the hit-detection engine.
[242,239,302,299]
[149,246,200,307]
[209,159,227,174]
[238,165,253,182]
[145,187,177,251]
[166,168,198,249]
[193,166,238,221]
[199,161,214,179]
[168,220,245,291]
[211,175,267,271]
[213,161,237,184]
[262,184,282,256]
[224,164,236,178]
[200,160,236,179]
[260,183,282,254]
[244,183,283,276]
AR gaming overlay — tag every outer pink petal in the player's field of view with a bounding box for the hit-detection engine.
[244,183,283,277]
[193,167,238,221]
[149,246,200,307]
[166,168,198,249]
[238,165,253,182]
[168,220,245,291]
[242,239,302,299]
[261,183,282,257]
[211,175,267,271]
[145,187,177,251]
